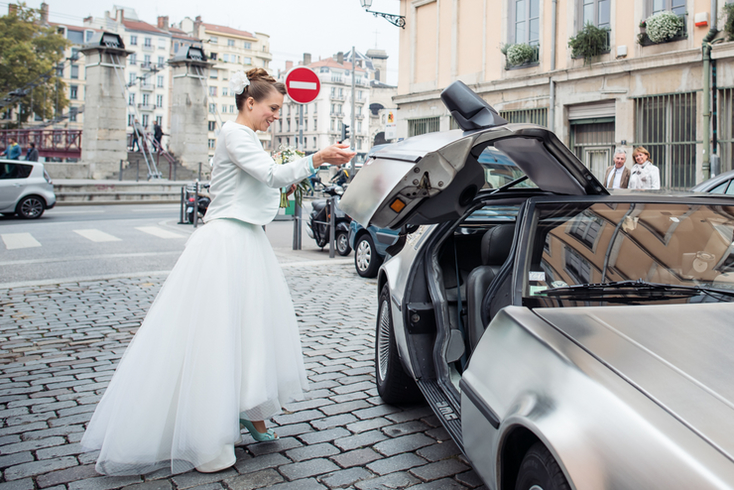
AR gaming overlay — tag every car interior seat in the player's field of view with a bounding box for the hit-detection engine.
[465,224,515,352]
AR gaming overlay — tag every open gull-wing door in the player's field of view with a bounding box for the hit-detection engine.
[340,81,607,229]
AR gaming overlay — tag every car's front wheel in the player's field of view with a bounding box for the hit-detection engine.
[355,233,382,278]
[375,284,422,404]
[16,195,46,219]
[515,442,570,490]
[336,230,351,256]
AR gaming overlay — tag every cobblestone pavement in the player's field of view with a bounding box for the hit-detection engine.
[0,262,486,490]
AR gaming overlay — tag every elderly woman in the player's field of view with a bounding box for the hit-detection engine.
[629,146,660,190]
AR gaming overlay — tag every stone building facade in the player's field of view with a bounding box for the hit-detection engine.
[394,0,734,188]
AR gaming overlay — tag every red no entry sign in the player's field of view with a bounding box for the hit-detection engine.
[285,66,321,104]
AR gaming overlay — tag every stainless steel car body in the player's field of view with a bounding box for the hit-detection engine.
[342,81,734,489]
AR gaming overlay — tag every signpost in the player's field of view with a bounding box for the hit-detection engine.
[284,67,321,252]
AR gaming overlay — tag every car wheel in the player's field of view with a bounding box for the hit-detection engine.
[336,230,351,256]
[375,284,423,404]
[515,442,570,490]
[16,195,45,219]
[355,233,383,278]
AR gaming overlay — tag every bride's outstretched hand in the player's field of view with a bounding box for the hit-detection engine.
[313,144,356,167]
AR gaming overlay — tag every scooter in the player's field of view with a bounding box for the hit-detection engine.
[185,183,211,224]
[306,184,352,256]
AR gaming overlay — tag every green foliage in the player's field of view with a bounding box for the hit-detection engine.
[0,3,70,125]
[723,3,734,41]
[568,23,610,65]
[505,43,536,66]
[644,11,684,43]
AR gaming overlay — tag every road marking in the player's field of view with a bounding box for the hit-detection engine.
[1,233,42,250]
[0,251,182,267]
[135,226,185,239]
[51,209,106,215]
[73,229,122,242]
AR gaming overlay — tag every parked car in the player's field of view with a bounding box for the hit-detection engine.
[0,159,56,218]
[691,168,734,195]
[348,221,399,278]
[340,80,734,490]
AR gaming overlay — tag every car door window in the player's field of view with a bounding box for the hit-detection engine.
[477,147,538,190]
[0,163,32,180]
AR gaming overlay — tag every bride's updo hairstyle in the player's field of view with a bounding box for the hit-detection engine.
[234,68,286,111]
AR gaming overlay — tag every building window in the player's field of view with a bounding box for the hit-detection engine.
[313,137,317,148]
[243,57,251,65]
[129,72,136,85]
[130,35,137,45]
[128,114,135,126]
[580,0,610,29]
[157,75,164,87]
[222,104,227,113]
[210,53,218,61]
[634,92,697,188]
[70,85,78,100]
[157,56,165,68]
[210,36,218,44]
[208,139,216,148]
[56,64,64,77]
[144,37,152,48]
[511,0,540,45]
[130,53,137,64]
[408,117,440,137]
[209,86,217,96]
[568,211,604,250]
[222,87,228,96]
[142,114,149,127]
[158,38,166,49]
[209,103,216,113]
[142,93,150,106]
[650,0,685,16]
[208,121,217,131]
[230,105,235,113]
[70,65,79,79]
[228,39,235,47]
[499,108,548,126]
[69,106,78,122]
[155,115,162,126]
[210,69,218,79]
[144,55,151,68]
[156,94,163,107]
[244,42,252,49]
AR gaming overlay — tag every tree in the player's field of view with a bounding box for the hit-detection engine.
[0,3,69,127]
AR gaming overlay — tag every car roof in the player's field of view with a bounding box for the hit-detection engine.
[690,169,734,192]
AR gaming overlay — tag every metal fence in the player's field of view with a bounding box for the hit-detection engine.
[633,92,698,189]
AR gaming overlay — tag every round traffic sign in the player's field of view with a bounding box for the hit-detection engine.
[285,66,321,104]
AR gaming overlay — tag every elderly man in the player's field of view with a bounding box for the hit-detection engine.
[603,148,631,189]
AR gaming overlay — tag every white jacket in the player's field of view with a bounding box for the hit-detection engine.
[629,161,661,190]
[204,121,314,226]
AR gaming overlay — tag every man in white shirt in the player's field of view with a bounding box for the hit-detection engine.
[603,148,631,189]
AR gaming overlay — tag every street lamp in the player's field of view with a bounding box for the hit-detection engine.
[359,0,406,28]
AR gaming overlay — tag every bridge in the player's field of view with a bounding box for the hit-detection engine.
[0,129,82,159]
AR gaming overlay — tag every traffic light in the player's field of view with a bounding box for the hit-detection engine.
[340,124,350,143]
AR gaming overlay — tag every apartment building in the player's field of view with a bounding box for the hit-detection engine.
[178,16,274,157]
[395,0,734,188]
[274,50,398,160]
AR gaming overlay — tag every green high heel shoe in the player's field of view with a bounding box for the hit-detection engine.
[240,419,278,442]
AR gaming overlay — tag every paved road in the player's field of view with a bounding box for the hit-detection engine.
[0,216,486,489]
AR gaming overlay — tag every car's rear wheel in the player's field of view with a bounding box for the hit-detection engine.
[336,230,351,256]
[355,233,383,278]
[515,442,570,490]
[375,284,423,404]
[16,195,45,219]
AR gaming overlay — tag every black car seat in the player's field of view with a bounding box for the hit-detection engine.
[465,224,515,352]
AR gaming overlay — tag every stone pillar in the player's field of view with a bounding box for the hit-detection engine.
[79,32,131,179]
[168,47,211,177]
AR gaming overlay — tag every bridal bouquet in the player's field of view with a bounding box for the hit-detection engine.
[273,145,312,208]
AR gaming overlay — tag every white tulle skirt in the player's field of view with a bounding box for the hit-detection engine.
[81,218,308,475]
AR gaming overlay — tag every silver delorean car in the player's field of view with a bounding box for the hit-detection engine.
[341,81,734,489]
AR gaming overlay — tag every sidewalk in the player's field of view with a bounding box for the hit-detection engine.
[0,252,484,489]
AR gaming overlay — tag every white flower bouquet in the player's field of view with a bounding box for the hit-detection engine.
[273,145,312,208]
[645,11,684,43]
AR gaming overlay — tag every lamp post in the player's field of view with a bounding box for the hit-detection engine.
[359,0,406,28]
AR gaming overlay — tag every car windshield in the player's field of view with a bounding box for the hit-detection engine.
[524,201,734,306]
[477,146,538,190]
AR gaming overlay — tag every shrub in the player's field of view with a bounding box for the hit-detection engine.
[723,3,734,41]
[505,43,536,66]
[568,23,610,65]
[645,11,684,43]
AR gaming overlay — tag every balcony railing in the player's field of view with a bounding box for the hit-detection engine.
[330,94,345,101]
[140,83,154,91]
[137,103,156,111]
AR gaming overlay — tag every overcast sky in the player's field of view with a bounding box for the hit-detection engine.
[11,0,402,85]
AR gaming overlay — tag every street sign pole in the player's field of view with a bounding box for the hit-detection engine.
[285,67,321,253]
[350,46,356,178]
